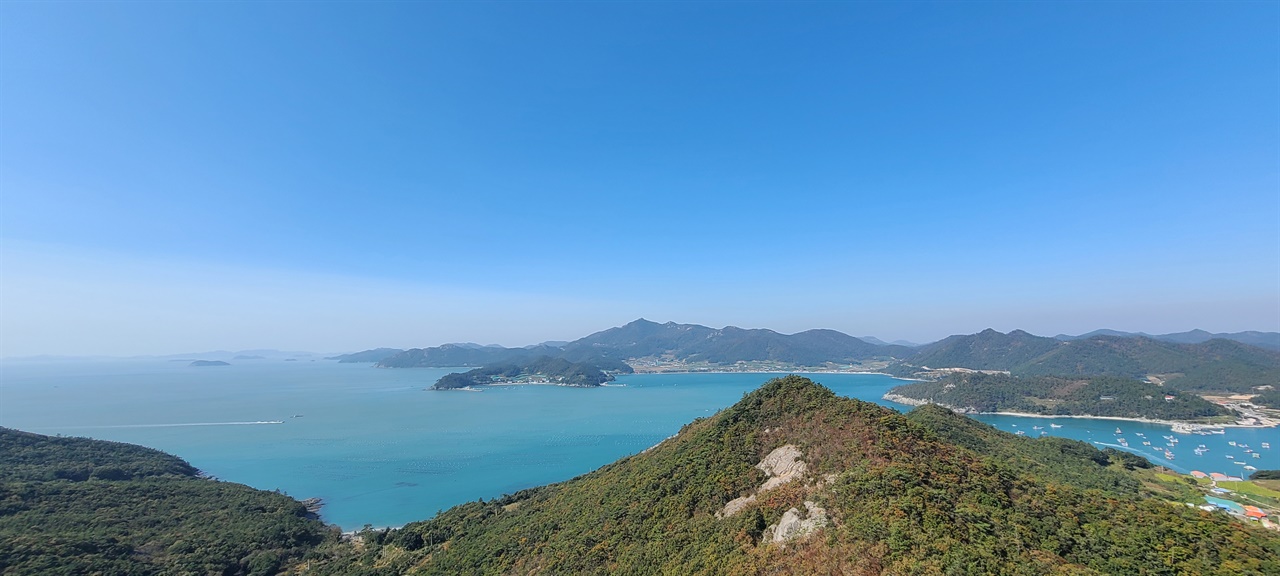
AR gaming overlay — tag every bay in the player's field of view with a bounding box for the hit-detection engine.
[1,359,1275,530]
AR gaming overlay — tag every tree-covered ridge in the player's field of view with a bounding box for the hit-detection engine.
[1057,329,1280,351]
[561,319,913,364]
[0,428,335,576]
[0,427,198,482]
[297,376,1280,575]
[903,404,1152,493]
[431,356,630,389]
[372,319,912,369]
[887,373,1230,420]
[902,330,1280,393]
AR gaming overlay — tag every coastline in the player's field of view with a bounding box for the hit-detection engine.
[882,394,1278,430]
[629,368,922,380]
[433,370,919,391]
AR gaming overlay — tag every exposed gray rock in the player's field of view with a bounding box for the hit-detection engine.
[763,501,828,544]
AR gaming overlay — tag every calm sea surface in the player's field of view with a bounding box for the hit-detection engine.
[1,360,1276,530]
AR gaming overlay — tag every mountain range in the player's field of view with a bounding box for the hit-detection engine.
[902,329,1280,393]
[361,319,914,368]
[339,320,1280,394]
[1055,329,1280,350]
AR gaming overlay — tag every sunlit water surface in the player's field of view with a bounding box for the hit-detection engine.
[2,360,1275,529]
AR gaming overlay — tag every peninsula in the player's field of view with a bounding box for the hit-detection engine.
[884,372,1278,428]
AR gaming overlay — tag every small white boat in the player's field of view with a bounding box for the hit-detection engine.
[1016,430,1026,436]
[1229,441,1237,446]
[1143,441,1152,446]
[1245,465,1257,471]
[1254,453,1261,459]
[1115,428,1123,434]
[1262,442,1271,449]
[1050,424,1063,428]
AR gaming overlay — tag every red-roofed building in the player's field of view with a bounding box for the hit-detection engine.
[1190,471,1208,478]
[1244,506,1267,519]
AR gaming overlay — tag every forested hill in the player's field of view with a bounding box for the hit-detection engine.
[559,319,914,364]
[900,330,1280,393]
[886,373,1232,421]
[1056,329,1280,351]
[431,356,626,389]
[0,428,334,576]
[299,376,1280,575]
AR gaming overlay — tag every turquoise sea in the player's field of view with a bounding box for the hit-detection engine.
[1,359,1276,530]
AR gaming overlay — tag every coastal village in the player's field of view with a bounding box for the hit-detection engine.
[1177,393,1280,530]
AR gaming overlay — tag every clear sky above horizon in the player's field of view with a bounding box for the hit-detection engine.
[2,1,1277,356]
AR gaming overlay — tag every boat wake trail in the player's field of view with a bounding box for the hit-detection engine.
[51,421,285,429]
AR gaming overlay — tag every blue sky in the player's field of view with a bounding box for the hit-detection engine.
[1,2,1277,355]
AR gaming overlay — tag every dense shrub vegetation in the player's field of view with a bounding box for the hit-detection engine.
[0,428,334,576]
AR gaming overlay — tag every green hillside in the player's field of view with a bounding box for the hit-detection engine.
[908,329,1062,371]
[0,428,334,576]
[887,373,1231,421]
[297,376,1280,575]
[902,331,1280,393]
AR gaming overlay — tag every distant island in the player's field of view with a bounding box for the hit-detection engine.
[189,360,230,367]
[431,356,627,390]
[232,355,264,360]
